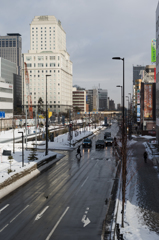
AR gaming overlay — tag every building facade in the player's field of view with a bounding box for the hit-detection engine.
[0,57,21,112]
[98,89,108,111]
[0,33,22,75]
[133,65,145,85]
[0,78,13,118]
[23,15,73,113]
[109,99,115,110]
[86,89,98,111]
[72,87,86,112]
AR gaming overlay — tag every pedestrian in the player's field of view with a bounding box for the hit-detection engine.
[76,146,81,158]
[143,151,147,163]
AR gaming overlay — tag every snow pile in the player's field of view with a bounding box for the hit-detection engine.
[0,126,102,185]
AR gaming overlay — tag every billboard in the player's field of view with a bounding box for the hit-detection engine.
[137,89,140,104]
[154,68,156,82]
[137,105,140,117]
[151,39,156,63]
[144,84,153,119]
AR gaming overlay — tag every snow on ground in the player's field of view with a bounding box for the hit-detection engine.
[0,125,102,185]
[115,137,159,240]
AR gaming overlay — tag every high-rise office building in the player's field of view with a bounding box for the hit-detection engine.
[86,89,98,111]
[98,89,108,111]
[0,33,22,75]
[23,15,73,112]
[133,65,145,85]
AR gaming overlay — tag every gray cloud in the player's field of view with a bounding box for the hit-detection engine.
[0,0,157,107]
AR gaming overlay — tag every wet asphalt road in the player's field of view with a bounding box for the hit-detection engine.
[0,123,118,240]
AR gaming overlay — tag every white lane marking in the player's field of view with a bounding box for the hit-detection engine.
[35,206,49,221]
[45,207,69,240]
[10,205,29,223]
[0,204,9,212]
[81,177,88,187]
[81,215,90,227]
[0,224,9,233]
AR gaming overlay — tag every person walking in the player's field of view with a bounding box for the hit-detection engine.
[76,146,81,159]
[143,151,148,163]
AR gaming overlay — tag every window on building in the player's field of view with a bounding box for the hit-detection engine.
[27,63,32,67]
[38,63,44,67]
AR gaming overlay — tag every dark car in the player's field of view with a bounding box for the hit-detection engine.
[95,140,105,149]
[104,132,111,139]
[105,137,114,146]
[82,138,92,147]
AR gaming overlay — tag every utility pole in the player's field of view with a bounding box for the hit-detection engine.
[25,109,27,150]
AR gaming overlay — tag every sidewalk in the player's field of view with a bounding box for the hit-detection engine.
[118,136,159,239]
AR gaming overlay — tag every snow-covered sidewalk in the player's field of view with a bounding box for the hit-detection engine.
[114,136,159,240]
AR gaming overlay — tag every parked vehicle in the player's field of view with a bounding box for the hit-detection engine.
[105,137,114,146]
[82,138,92,148]
[95,140,105,149]
[104,132,111,139]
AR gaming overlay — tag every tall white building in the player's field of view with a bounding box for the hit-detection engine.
[23,15,73,112]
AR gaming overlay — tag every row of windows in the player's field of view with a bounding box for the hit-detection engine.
[32,30,55,33]
[32,47,55,50]
[0,97,13,102]
[0,40,16,48]
[26,56,59,61]
[32,27,55,30]
[0,88,13,93]
[29,70,60,73]
[27,63,60,67]
[0,109,13,113]
[26,101,60,104]
[30,92,60,95]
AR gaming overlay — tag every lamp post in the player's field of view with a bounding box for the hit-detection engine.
[112,57,125,227]
[18,131,24,167]
[45,75,51,156]
[116,85,122,109]
[126,96,129,131]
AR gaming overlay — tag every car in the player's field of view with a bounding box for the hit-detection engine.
[95,140,105,149]
[104,132,111,139]
[105,137,114,146]
[82,138,92,147]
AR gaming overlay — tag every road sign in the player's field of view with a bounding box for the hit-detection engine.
[0,111,5,118]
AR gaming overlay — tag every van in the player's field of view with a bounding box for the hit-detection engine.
[104,132,111,139]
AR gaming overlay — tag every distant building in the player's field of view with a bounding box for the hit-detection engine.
[86,89,98,111]
[117,103,121,110]
[109,99,115,110]
[72,87,86,112]
[23,15,73,113]
[0,33,22,76]
[0,57,21,111]
[98,89,108,111]
[0,77,13,118]
[133,65,145,85]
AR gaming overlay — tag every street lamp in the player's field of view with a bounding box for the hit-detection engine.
[126,96,129,129]
[116,85,122,109]
[45,74,51,156]
[112,56,125,228]
[18,131,24,167]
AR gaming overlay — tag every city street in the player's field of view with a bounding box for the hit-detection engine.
[0,125,118,240]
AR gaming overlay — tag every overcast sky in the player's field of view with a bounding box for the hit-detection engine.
[0,0,158,107]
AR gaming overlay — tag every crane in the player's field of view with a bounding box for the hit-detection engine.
[24,62,33,119]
